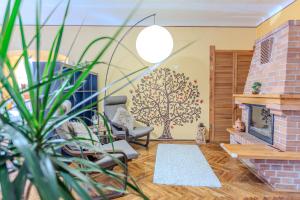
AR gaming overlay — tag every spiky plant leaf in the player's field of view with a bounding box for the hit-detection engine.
[0,0,190,199]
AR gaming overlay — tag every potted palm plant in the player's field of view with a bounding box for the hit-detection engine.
[0,0,174,199]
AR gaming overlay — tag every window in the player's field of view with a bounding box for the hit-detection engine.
[65,67,98,126]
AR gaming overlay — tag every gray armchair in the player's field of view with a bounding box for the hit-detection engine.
[54,100,139,199]
[56,126,139,199]
[104,96,153,148]
[60,137,138,199]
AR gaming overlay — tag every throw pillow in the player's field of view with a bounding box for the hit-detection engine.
[69,121,102,148]
[56,121,80,151]
[112,107,135,131]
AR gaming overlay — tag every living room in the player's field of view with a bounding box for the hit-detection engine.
[1,0,300,199]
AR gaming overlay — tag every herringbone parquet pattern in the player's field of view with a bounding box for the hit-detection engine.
[119,141,300,200]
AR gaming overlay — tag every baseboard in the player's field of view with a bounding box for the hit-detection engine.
[137,138,210,143]
[150,139,196,141]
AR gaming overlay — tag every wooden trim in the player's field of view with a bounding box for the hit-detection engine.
[233,94,300,110]
[226,128,236,134]
[209,45,216,142]
[215,50,253,53]
[232,52,238,124]
[234,94,300,98]
[220,143,300,160]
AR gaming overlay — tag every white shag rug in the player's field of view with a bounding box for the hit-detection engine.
[153,144,221,188]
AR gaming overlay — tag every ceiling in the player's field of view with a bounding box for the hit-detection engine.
[0,0,295,27]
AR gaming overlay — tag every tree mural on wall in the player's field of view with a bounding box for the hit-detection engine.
[130,68,203,139]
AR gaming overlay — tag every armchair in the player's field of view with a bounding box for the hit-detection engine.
[104,96,153,148]
[56,121,139,199]
[55,100,139,199]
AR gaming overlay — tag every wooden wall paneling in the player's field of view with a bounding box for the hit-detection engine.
[234,52,253,120]
[209,46,216,142]
[233,52,238,125]
[210,46,253,142]
[213,51,234,142]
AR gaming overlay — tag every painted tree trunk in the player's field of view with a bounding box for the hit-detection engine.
[130,68,202,140]
[159,120,173,139]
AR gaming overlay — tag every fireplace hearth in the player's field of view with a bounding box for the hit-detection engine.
[228,21,300,192]
[247,104,274,144]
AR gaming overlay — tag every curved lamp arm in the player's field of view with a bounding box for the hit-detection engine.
[104,13,157,96]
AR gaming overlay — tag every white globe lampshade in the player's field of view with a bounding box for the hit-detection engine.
[136,25,173,63]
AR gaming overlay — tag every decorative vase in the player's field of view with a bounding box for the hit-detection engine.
[233,118,245,132]
[252,90,260,95]
[196,123,206,144]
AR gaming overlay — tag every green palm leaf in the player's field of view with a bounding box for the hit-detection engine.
[0,0,191,199]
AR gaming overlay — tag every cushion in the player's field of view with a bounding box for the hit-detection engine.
[112,107,135,131]
[104,104,126,120]
[69,121,102,148]
[129,127,154,137]
[55,122,80,151]
[104,96,127,106]
[56,121,74,140]
[95,153,124,168]
[102,140,139,160]
[104,96,127,121]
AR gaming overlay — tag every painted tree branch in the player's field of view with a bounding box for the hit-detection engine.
[130,68,202,139]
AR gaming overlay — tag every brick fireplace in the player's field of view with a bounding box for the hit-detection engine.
[229,20,300,192]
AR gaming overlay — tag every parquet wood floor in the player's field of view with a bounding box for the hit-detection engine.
[118,141,300,200]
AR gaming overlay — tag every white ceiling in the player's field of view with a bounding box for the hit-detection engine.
[0,0,295,27]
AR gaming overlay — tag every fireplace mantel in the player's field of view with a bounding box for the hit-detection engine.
[233,94,300,111]
[225,21,300,192]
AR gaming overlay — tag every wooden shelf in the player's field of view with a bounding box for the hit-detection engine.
[233,94,300,111]
[220,143,300,160]
[227,128,241,134]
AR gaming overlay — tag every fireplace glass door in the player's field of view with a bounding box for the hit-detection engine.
[248,105,274,144]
